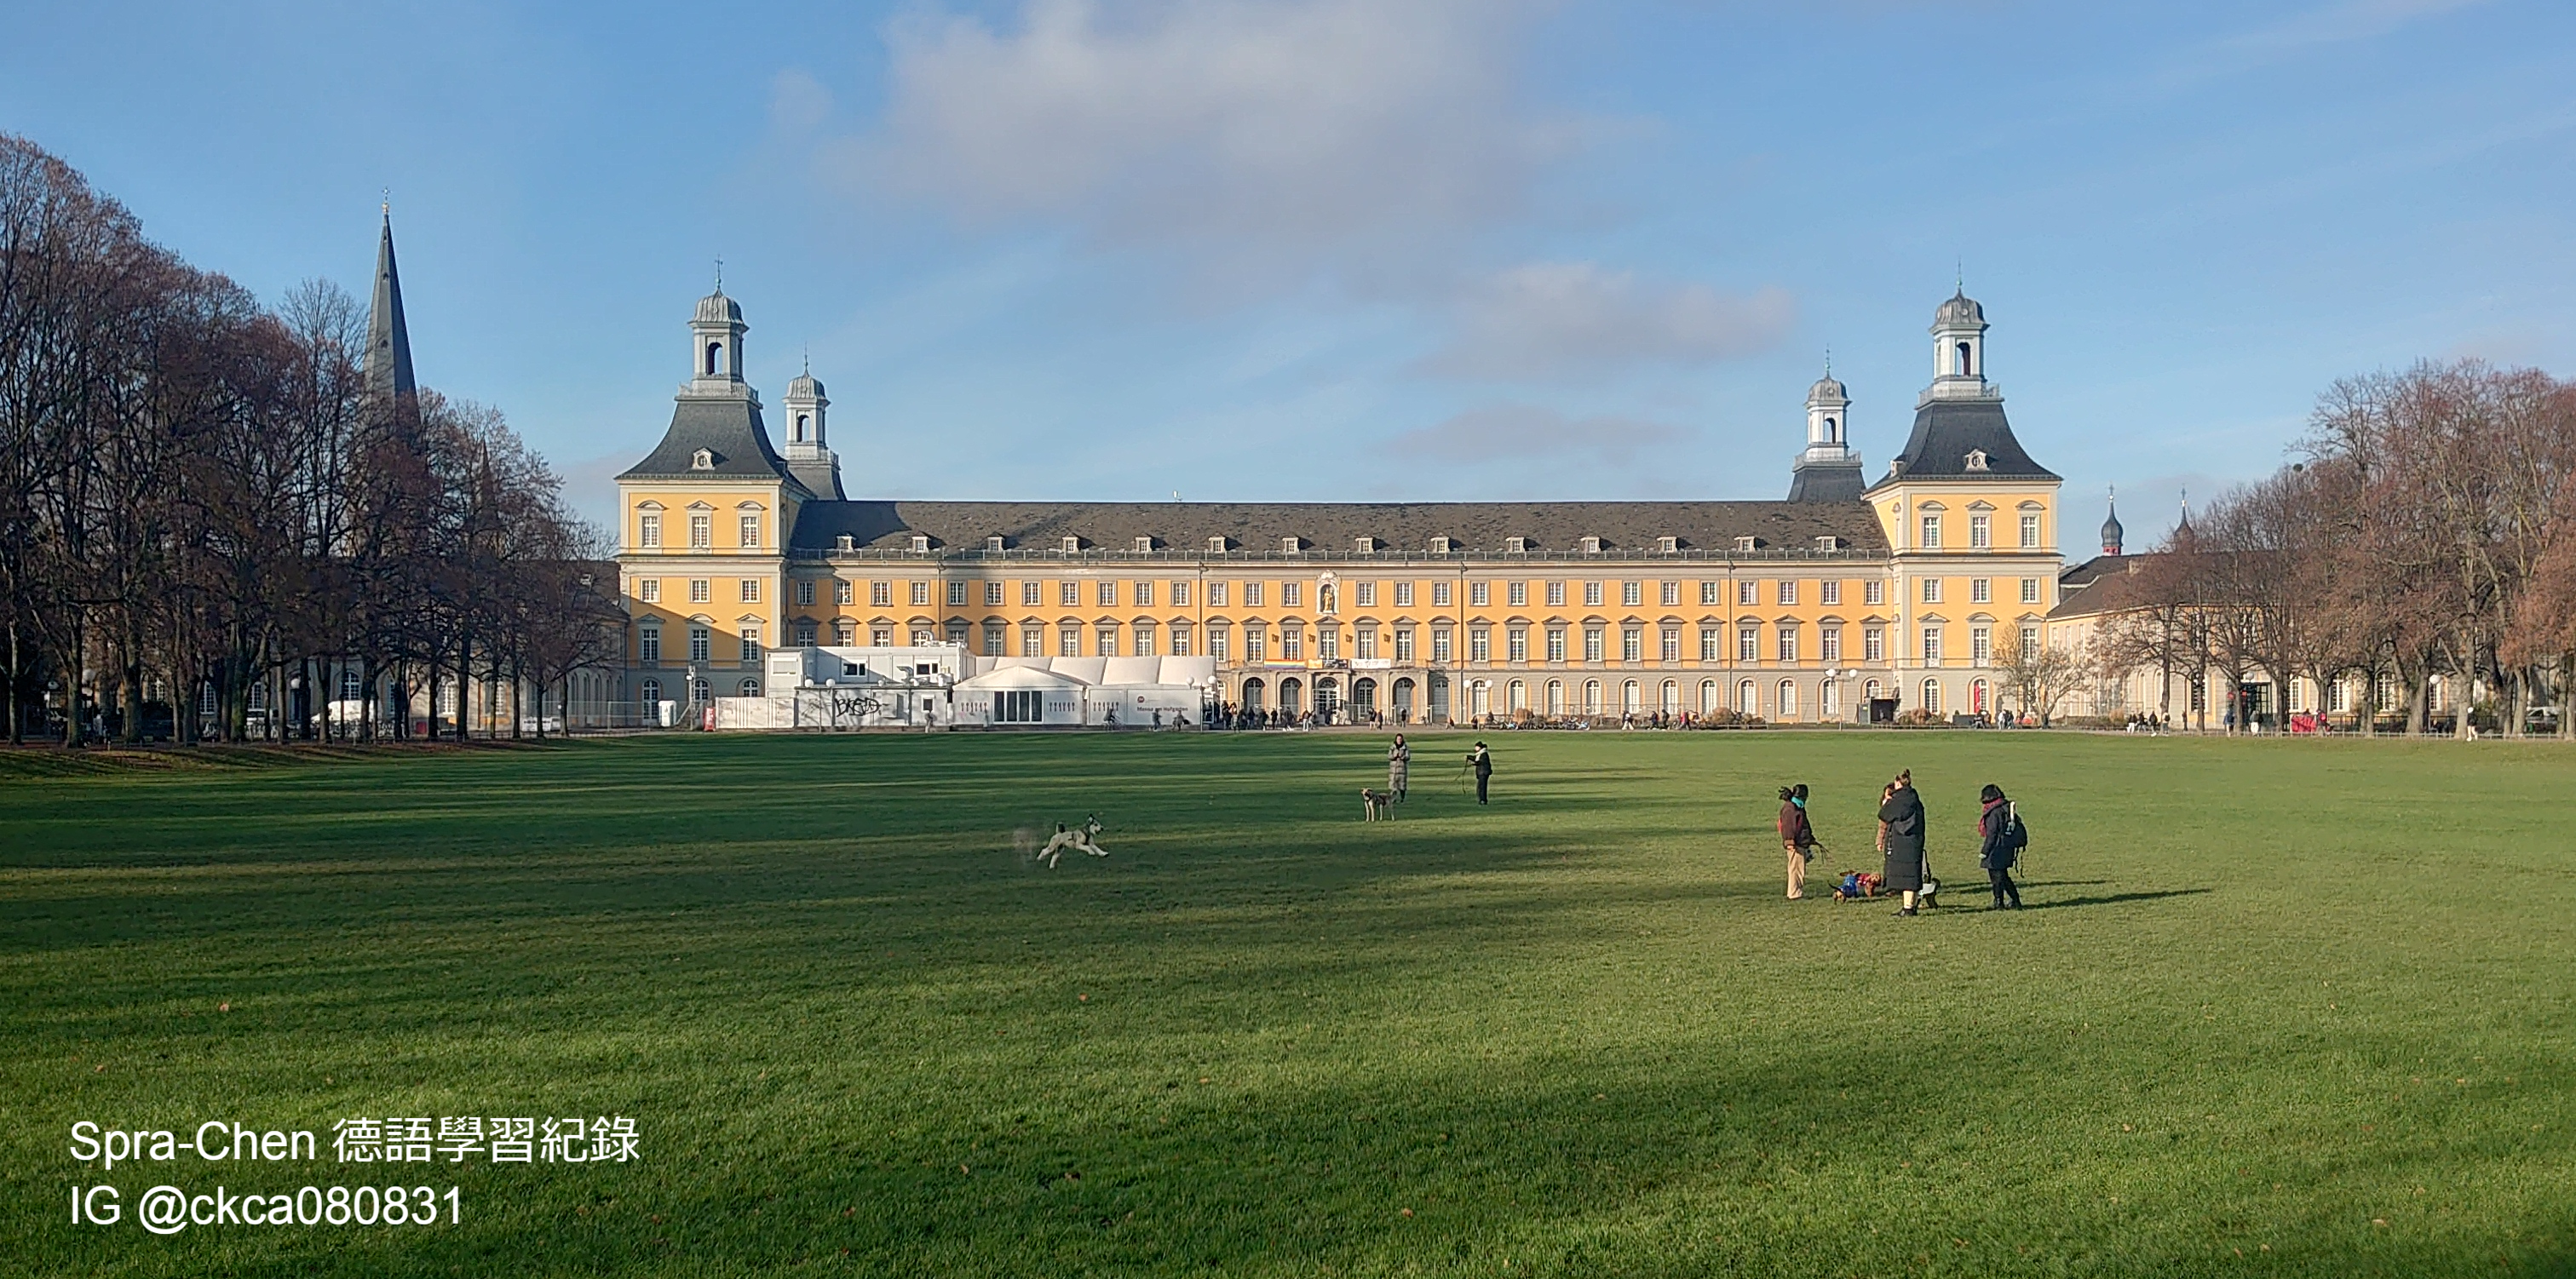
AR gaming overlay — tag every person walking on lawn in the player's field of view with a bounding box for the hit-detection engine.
[1877,770,1927,916]
[1978,783,2024,909]
[1779,783,1818,899]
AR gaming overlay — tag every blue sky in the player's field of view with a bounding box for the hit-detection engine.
[8,0,2572,545]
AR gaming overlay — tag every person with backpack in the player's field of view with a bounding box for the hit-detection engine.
[1877,770,1926,916]
[1778,783,1818,899]
[1978,783,2025,910]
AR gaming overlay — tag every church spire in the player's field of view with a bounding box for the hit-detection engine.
[365,204,417,406]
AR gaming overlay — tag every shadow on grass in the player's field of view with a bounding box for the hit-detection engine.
[2019,886,2214,911]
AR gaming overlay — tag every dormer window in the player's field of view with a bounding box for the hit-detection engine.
[1581,536,1601,555]
[1061,536,1081,554]
[1207,536,1228,553]
[1505,536,1527,554]
[1734,536,1757,553]
[985,536,1004,553]
[1816,535,1840,551]
[1657,536,1678,554]
[1964,449,1991,472]
[908,534,930,553]
[690,448,714,471]
[1429,536,1452,555]
[1133,536,1153,553]
[1354,536,1377,554]
[835,534,854,553]
[1281,536,1302,554]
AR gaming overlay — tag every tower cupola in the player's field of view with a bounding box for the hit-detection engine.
[779,356,843,499]
[2100,487,2125,555]
[1925,287,1998,404]
[1785,356,1866,502]
[686,276,750,398]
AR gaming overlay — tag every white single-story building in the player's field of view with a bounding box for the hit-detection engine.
[710,647,1216,730]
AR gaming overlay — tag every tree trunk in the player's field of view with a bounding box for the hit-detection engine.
[7,627,21,747]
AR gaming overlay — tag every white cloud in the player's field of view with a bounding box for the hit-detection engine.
[2220,0,2490,54]
[1417,262,1794,381]
[1389,404,1688,465]
[841,0,1570,259]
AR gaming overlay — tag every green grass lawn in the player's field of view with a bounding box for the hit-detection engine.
[3,730,2573,1277]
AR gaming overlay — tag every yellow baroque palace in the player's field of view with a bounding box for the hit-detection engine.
[615,288,2064,725]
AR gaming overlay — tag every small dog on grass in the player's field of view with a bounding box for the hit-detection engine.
[1360,789,1394,821]
[1036,815,1109,869]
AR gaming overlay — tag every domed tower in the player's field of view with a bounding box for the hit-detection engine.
[688,286,748,395]
[2100,487,2125,555]
[1927,289,1992,403]
[1785,362,1866,502]
[780,359,844,500]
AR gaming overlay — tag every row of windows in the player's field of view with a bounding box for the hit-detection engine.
[638,675,762,705]
[641,516,2045,558]
[1915,512,2044,550]
[658,617,2045,668]
[633,575,2059,612]
[636,623,763,665]
[636,511,2039,562]
[635,512,762,550]
[1329,674,2001,720]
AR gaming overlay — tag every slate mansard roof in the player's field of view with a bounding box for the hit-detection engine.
[618,397,810,494]
[786,499,1891,559]
[1879,399,2060,485]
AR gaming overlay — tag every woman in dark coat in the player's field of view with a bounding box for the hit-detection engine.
[1877,769,1927,916]
[1978,783,2022,910]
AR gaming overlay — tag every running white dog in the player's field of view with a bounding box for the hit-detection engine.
[1036,816,1109,869]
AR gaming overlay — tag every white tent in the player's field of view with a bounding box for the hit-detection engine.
[955,655,1216,727]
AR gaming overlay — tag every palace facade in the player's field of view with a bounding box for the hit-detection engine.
[615,288,2066,725]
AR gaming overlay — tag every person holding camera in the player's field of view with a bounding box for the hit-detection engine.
[1467,742,1492,805]
[1778,783,1817,899]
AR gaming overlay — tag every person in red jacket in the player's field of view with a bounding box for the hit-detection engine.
[1778,783,1817,899]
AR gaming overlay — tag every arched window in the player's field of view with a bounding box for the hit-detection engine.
[1922,678,1942,715]
[1660,680,1680,714]
[1954,340,1972,376]
[340,668,361,699]
[1700,679,1719,714]
[1865,678,1883,703]
[1971,678,1989,714]
[1546,680,1565,716]
[739,677,761,697]
[795,412,810,442]
[1508,680,1527,713]
[1621,680,1641,714]
[641,678,661,706]
[1583,680,1602,715]
[691,678,711,703]
[705,341,722,376]
[1241,678,1267,711]
[1823,416,1837,441]
[1738,679,1757,714]
[1778,679,1798,720]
